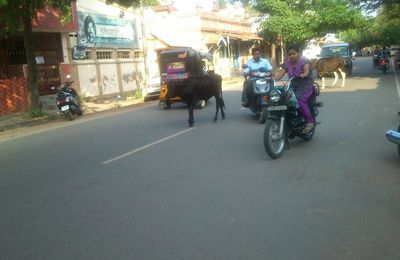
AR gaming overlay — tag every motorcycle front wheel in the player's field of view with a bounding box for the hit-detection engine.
[398,125,400,156]
[264,119,285,159]
[77,108,83,116]
[64,111,74,121]
[259,107,268,124]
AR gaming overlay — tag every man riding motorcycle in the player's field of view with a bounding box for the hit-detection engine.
[241,47,273,107]
[374,46,390,68]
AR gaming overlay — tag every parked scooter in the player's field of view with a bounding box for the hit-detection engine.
[263,77,323,159]
[385,112,400,156]
[242,64,274,124]
[54,74,82,121]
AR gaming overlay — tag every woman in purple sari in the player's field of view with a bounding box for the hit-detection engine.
[274,44,315,134]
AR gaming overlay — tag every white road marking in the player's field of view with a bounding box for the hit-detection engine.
[101,127,196,164]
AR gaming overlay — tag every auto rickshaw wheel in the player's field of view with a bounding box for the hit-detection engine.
[159,100,170,110]
[163,100,171,110]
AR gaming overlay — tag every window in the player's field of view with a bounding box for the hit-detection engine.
[85,51,92,60]
[96,51,112,59]
[133,50,143,58]
[117,51,131,59]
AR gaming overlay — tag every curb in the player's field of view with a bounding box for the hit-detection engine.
[0,116,53,132]
[0,77,242,132]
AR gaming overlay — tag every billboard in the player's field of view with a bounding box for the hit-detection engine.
[77,11,138,48]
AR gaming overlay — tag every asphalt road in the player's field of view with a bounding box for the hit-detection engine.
[1,57,400,260]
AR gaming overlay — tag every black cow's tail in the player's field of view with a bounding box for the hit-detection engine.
[220,92,225,108]
[219,77,225,109]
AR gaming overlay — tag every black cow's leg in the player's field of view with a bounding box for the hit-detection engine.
[213,96,219,122]
[220,96,225,120]
[164,95,171,109]
[188,100,194,127]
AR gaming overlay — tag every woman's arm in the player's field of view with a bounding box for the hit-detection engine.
[300,63,311,78]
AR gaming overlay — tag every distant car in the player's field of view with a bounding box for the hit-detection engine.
[144,76,160,101]
[319,42,353,75]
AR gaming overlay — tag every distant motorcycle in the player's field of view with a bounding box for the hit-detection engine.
[54,74,82,121]
[242,65,274,124]
[263,77,323,159]
[385,112,400,156]
[376,56,389,74]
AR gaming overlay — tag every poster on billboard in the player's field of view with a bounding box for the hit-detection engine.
[77,11,138,48]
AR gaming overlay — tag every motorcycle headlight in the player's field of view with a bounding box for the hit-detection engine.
[270,89,281,102]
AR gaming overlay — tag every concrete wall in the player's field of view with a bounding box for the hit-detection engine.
[72,52,144,98]
[69,0,145,99]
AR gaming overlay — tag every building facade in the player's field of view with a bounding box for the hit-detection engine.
[68,0,146,99]
[0,1,78,115]
[147,4,262,78]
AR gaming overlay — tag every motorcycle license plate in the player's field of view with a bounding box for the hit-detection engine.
[256,80,266,84]
[268,105,287,111]
[61,105,69,112]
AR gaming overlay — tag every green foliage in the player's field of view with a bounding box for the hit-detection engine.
[351,0,399,19]
[134,89,142,99]
[251,0,365,47]
[105,0,158,8]
[217,0,227,10]
[341,4,400,48]
[0,0,73,32]
[29,107,43,118]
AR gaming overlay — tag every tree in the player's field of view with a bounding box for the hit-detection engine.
[105,0,158,8]
[341,3,400,48]
[351,0,397,12]
[0,0,73,115]
[253,0,364,47]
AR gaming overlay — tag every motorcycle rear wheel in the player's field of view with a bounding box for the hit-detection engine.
[264,119,285,159]
[65,111,74,121]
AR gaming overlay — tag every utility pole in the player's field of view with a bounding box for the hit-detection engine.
[140,0,149,88]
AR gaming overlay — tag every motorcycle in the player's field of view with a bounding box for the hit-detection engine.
[376,56,389,74]
[242,65,274,124]
[395,56,400,71]
[54,74,83,121]
[385,112,400,156]
[263,77,323,159]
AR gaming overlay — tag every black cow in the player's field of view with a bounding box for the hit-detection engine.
[166,73,225,127]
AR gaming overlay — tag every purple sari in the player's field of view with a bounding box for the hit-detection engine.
[283,57,315,123]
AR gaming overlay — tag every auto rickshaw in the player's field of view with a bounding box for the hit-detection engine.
[158,47,215,109]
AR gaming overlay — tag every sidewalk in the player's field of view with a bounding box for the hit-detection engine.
[0,76,243,132]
